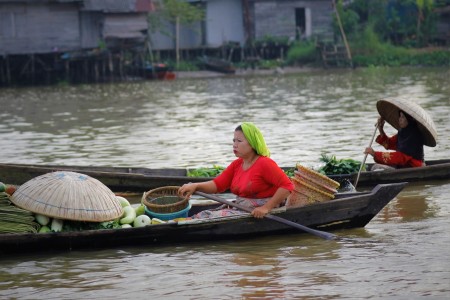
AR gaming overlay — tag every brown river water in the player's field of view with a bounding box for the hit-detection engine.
[0,67,449,299]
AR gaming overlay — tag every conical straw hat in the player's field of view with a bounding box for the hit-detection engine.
[376,97,438,147]
[10,171,123,222]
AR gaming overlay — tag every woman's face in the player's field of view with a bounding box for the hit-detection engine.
[399,112,409,129]
[233,130,254,158]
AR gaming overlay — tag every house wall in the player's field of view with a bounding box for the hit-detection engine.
[150,0,245,51]
[148,18,203,50]
[0,0,154,55]
[79,11,103,49]
[0,2,82,55]
[252,0,333,41]
[205,0,245,47]
[103,14,149,39]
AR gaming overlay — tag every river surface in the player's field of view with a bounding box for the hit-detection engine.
[0,67,449,299]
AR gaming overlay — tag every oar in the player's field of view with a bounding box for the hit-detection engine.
[194,191,337,240]
[354,121,378,188]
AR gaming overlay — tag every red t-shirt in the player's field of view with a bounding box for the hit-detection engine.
[213,156,294,198]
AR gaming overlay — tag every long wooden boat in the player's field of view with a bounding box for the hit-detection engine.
[198,55,236,74]
[328,159,450,186]
[0,182,407,255]
[0,160,449,192]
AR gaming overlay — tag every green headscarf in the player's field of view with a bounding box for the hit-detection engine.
[241,122,271,157]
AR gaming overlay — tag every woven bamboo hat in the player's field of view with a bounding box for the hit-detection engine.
[376,97,437,147]
[10,171,123,222]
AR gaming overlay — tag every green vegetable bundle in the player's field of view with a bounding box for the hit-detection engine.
[0,192,40,234]
[187,165,225,177]
[317,154,365,175]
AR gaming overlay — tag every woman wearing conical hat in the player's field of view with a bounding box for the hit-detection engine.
[179,122,294,219]
[364,111,425,169]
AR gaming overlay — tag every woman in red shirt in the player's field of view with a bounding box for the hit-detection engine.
[178,122,294,219]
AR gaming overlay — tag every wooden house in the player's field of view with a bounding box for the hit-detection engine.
[0,0,154,55]
[149,0,246,51]
[0,0,154,85]
[250,0,334,41]
[149,0,334,56]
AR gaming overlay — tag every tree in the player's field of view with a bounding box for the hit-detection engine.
[416,0,435,45]
[149,0,204,65]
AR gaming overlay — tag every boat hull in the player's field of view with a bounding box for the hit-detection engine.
[0,183,407,255]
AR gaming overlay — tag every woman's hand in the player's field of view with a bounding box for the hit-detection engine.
[377,117,386,135]
[251,188,290,219]
[251,206,270,219]
[377,117,385,129]
[364,147,375,156]
[178,180,218,199]
[178,183,197,199]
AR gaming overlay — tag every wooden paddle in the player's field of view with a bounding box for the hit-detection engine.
[354,121,379,188]
[194,191,337,240]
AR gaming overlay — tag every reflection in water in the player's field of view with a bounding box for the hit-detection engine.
[0,68,449,299]
[222,236,342,299]
[228,251,287,299]
[0,67,448,168]
[378,182,442,223]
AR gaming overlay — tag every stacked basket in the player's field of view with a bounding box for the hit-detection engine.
[287,164,340,208]
[142,186,191,220]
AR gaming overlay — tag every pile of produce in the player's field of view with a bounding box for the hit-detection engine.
[187,165,225,177]
[0,183,39,233]
[36,197,168,233]
[0,183,169,234]
[316,153,364,175]
[188,165,296,177]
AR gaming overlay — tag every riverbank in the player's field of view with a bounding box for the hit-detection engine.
[174,66,317,79]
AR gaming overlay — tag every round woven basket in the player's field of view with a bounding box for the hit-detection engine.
[296,164,340,190]
[142,186,189,214]
[287,177,335,208]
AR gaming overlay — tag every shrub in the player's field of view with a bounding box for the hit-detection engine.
[286,41,318,65]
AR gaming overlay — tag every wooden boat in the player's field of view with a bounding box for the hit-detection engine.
[198,55,236,74]
[0,163,205,192]
[329,159,450,186]
[0,182,407,254]
[0,159,449,192]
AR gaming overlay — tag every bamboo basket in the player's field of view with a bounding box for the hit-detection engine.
[294,170,338,194]
[287,177,335,208]
[142,186,189,214]
[296,164,340,190]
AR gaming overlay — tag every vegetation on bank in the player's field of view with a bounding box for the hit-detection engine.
[162,0,449,71]
[281,0,449,69]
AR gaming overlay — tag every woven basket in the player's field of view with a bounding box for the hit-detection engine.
[294,171,338,194]
[287,177,335,208]
[142,186,189,214]
[296,164,340,190]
